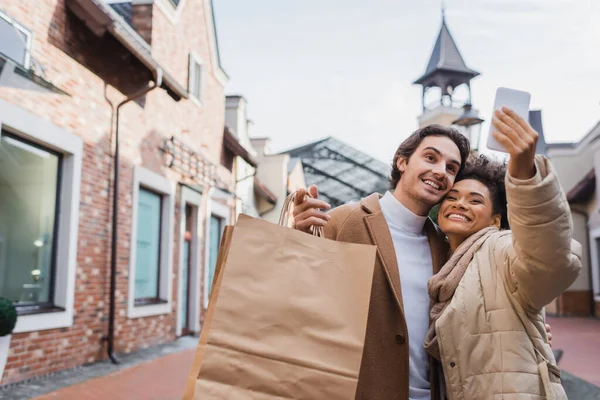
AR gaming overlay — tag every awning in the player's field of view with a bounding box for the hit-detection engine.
[254,177,277,205]
[223,127,257,167]
[0,53,67,95]
[66,0,187,101]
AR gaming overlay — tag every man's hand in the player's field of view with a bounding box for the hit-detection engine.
[491,107,538,180]
[546,323,553,348]
[292,185,331,233]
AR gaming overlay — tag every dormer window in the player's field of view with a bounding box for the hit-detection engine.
[0,11,32,68]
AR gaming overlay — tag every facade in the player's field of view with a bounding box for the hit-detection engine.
[251,138,305,224]
[546,122,600,317]
[0,0,235,384]
[224,95,274,220]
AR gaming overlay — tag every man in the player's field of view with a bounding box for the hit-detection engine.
[293,124,469,400]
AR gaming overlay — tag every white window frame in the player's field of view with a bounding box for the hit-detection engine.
[0,10,33,69]
[0,99,82,333]
[203,188,231,309]
[176,186,203,336]
[128,166,175,318]
[154,0,187,24]
[188,52,204,106]
[589,227,600,301]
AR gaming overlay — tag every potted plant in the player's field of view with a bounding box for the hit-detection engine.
[0,297,17,382]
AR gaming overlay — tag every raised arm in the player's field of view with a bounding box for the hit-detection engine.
[491,107,581,312]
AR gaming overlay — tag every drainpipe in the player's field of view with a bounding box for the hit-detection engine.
[104,68,164,364]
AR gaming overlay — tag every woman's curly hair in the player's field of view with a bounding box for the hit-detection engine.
[456,154,509,230]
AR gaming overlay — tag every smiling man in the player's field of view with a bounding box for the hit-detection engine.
[293,124,470,400]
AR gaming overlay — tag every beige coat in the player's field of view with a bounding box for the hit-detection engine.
[323,194,448,400]
[436,156,582,400]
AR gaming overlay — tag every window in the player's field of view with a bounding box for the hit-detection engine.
[134,188,163,303]
[0,98,83,333]
[188,53,203,103]
[207,215,223,296]
[0,132,62,312]
[203,188,231,308]
[0,12,32,68]
[128,166,174,318]
[177,186,203,336]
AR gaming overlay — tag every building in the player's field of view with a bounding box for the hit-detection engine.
[0,0,236,384]
[223,95,282,221]
[282,137,389,209]
[546,122,600,317]
[251,138,305,224]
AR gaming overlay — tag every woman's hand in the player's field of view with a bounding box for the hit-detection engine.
[491,107,538,180]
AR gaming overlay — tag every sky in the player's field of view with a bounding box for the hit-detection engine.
[213,0,600,164]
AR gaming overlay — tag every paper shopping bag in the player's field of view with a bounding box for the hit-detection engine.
[190,212,376,399]
[182,226,234,400]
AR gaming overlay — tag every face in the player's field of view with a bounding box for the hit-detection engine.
[438,179,501,242]
[396,135,462,214]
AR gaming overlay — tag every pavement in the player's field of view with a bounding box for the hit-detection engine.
[0,337,197,400]
[546,316,600,388]
[0,316,598,399]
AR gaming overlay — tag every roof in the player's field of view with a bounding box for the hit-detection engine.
[414,14,479,86]
[67,0,188,100]
[223,126,257,167]
[546,120,600,153]
[254,177,277,205]
[109,2,132,24]
[283,137,390,207]
[567,168,595,203]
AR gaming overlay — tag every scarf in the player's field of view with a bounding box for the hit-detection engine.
[424,226,499,360]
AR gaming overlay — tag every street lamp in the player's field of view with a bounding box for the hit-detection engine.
[453,103,484,152]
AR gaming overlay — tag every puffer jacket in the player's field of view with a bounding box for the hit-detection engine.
[435,155,582,400]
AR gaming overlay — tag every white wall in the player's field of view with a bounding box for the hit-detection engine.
[570,208,591,291]
[225,96,260,218]
[287,160,306,195]
[256,154,289,224]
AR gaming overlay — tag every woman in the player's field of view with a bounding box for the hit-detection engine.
[425,107,581,399]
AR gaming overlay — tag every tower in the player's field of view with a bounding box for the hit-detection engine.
[413,9,481,133]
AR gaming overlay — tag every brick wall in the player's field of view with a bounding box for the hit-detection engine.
[131,4,153,45]
[0,0,231,384]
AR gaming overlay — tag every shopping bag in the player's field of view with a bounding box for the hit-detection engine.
[182,226,233,400]
[187,193,377,399]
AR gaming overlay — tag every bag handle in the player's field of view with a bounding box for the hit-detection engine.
[278,191,324,238]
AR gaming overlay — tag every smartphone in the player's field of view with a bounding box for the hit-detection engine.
[487,87,531,153]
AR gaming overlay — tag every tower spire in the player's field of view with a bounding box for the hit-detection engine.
[441,0,446,20]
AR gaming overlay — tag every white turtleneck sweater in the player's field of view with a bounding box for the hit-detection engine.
[379,191,433,400]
